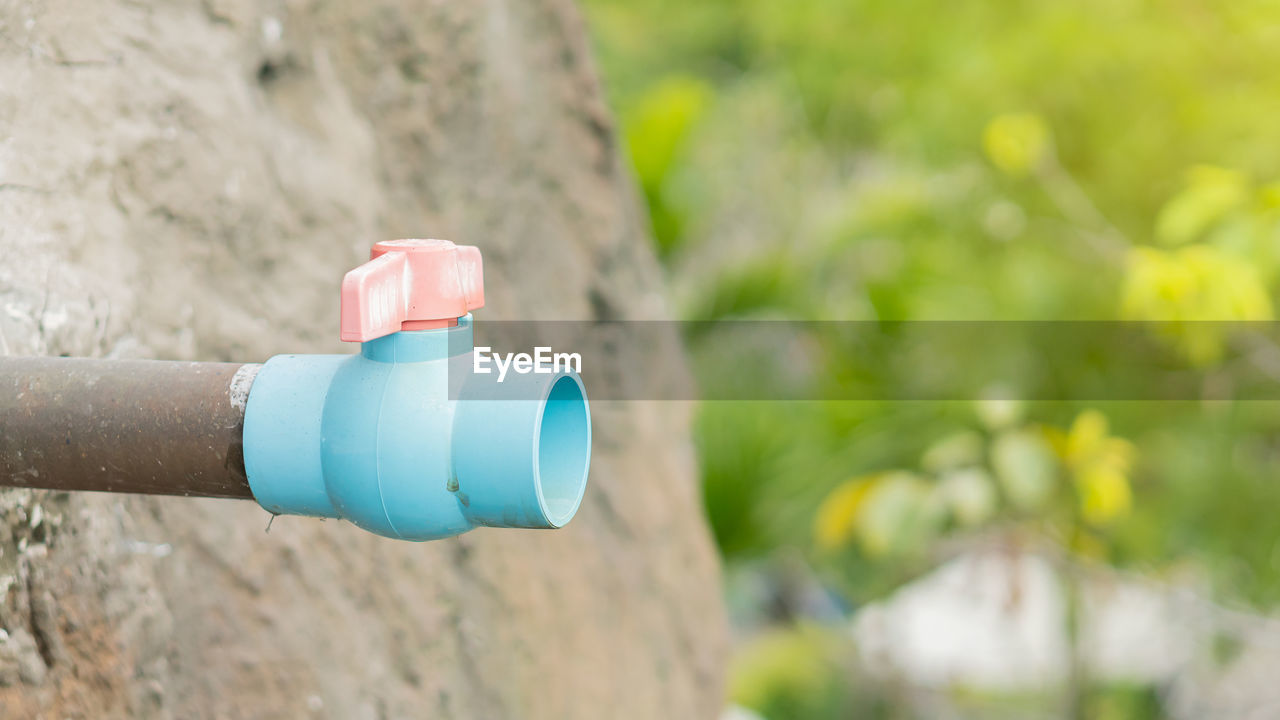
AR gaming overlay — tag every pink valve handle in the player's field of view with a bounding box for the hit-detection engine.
[340,239,485,342]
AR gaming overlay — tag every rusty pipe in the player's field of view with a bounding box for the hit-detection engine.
[0,356,258,499]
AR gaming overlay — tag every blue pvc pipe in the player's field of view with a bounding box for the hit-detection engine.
[242,315,591,540]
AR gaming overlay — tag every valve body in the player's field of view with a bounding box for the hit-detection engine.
[243,316,591,540]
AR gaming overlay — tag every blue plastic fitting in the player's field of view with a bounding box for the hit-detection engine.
[242,315,592,540]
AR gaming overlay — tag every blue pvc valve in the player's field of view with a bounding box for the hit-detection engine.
[241,241,591,540]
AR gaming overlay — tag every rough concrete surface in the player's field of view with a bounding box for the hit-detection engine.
[0,1,727,717]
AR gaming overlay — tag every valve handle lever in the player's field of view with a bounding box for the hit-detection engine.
[339,239,485,342]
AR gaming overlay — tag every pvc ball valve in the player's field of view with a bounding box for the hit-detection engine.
[242,240,592,540]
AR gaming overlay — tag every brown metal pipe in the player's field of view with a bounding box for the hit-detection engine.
[0,357,259,499]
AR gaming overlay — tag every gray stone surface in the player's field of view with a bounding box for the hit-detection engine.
[0,1,726,716]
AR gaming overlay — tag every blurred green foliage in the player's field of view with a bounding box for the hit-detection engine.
[584,0,1280,717]
[726,624,866,719]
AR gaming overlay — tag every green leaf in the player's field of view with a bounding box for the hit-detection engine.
[921,431,984,473]
[622,75,713,194]
[982,113,1050,177]
[938,467,998,526]
[991,429,1057,511]
[727,624,849,719]
[1155,165,1249,246]
[856,471,942,556]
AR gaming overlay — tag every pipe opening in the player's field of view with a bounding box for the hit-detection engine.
[536,375,590,527]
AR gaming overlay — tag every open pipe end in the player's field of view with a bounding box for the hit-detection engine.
[453,370,592,529]
[534,375,591,527]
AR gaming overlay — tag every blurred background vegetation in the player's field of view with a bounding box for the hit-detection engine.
[583,1,1280,718]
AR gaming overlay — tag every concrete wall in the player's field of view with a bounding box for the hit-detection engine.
[0,1,726,716]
